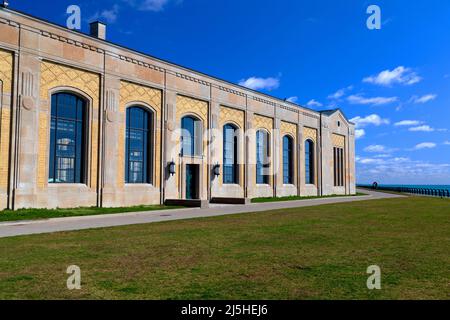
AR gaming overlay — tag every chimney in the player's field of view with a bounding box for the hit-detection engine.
[89,21,106,40]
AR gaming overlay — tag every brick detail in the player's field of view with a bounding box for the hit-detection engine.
[0,50,12,190]
[332,133,345,148]
[176,95,208,123]
[303,127,317,143]
[253,114,273,131]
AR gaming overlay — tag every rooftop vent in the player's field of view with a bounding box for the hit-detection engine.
[89,21,106,40]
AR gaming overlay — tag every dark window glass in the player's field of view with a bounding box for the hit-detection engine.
[333,147,345,187]
[283,136,294,184]
[223,124,238,184]
[49,93,85,183]
[125,106,152,184]
[181,116,202,156]
[305,139,314,184]
[256,130,270,184]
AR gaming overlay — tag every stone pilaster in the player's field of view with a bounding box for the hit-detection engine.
[100,75,121,207]
[163,90,178,200]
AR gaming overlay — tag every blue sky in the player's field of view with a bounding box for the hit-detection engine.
[10,0,450,184]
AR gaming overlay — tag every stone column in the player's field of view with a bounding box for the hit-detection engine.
[245,111,254,199]
[12,37,41,208]
[163,90,178,200]
[273,118,281,197]
[348,126,356,195]
[297,121,303,197]
[209,100,220,199]
[100,75,120,207]
[320,117,333,196]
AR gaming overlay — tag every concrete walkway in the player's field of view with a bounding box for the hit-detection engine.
[0,189,402,238]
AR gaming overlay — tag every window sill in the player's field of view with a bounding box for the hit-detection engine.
[48,183,87,187]
[180,155,204,160]
[124,184,157,189]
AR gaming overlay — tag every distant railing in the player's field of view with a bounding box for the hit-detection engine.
[357,184,450,198]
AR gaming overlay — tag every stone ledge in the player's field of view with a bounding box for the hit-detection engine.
[165,199,209,209]
[210,197,251,205]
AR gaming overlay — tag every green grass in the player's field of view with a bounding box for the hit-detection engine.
[0,205,182,222]
[251,192,367,203]
[0,197,448,299]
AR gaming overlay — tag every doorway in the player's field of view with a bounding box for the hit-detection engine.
[185,164,199,199]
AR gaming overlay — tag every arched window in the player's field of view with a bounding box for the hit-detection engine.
[223,124,238,184]
[256,130,270,184]
[305,139,315,184]
[283,135,294,184]
[125,106,152,184]
[49,92,86,183]
[181,116,202,156]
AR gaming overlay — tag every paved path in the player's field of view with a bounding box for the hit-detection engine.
[0,189,403,238]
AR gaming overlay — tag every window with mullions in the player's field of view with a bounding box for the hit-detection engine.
[181,116,202,157]
[305,139,315,185]
[125,106,152,184]
[256,130,270,184]
[333,147,345,187]
[223,124,238,184]
[283,135,294,184]
[49,92,86,184]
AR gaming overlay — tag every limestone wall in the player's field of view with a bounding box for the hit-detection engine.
[0,8,356,209]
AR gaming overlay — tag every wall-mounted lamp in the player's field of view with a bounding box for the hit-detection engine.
[168,160,176,176]
[213,164,221,177]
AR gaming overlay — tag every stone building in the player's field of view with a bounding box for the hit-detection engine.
[0,7,356,210]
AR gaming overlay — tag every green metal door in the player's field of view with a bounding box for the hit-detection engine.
[185,165,195,199]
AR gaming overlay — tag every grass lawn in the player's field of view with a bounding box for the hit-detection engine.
[0,197,448,299]
[251,192,367,203]
[0,205,182,222]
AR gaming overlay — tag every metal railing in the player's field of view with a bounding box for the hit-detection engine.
[357,185,450,198]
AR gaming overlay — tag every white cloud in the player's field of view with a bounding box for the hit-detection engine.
[238,76,280,91]
[444,141,450,145]
[140,0,170,11]
[122,0,180,12]
[408,125,435,132]
[350,114,390,128]
[413,142,437,150]
[286,96,298,103]
[355,129,365,139]
[364,145,389,153]
[357,157,385,165]
[374,154,391,158]
[347,94,398,106]
[363,66,422,86]
[328,85,353,99]
[306,99,323,108]
[394,120,423,127]
[410,94,437,104]
[90,5,120,23]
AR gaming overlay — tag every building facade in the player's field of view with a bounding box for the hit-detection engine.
[0,8,356,210]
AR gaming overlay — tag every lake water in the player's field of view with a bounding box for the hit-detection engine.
[358,184,450,191]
